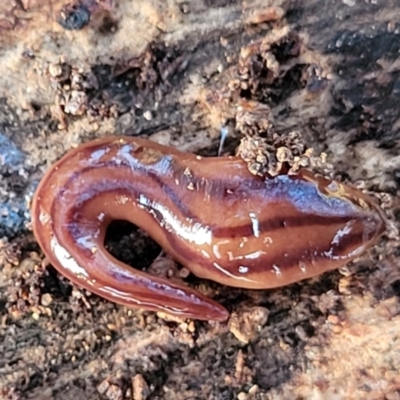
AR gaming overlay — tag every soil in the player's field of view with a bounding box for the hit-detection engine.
[1,1,400,399]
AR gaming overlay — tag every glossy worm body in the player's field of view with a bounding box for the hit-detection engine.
[31,136,386,321]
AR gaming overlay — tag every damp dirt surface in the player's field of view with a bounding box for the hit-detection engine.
[1,1,400,399]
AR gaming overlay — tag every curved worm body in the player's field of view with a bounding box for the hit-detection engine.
[31,136,386,321]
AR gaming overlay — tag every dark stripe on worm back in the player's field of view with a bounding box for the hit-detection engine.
[58,180,370,280]
[55,163,360,244]
[51,146,379,282]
